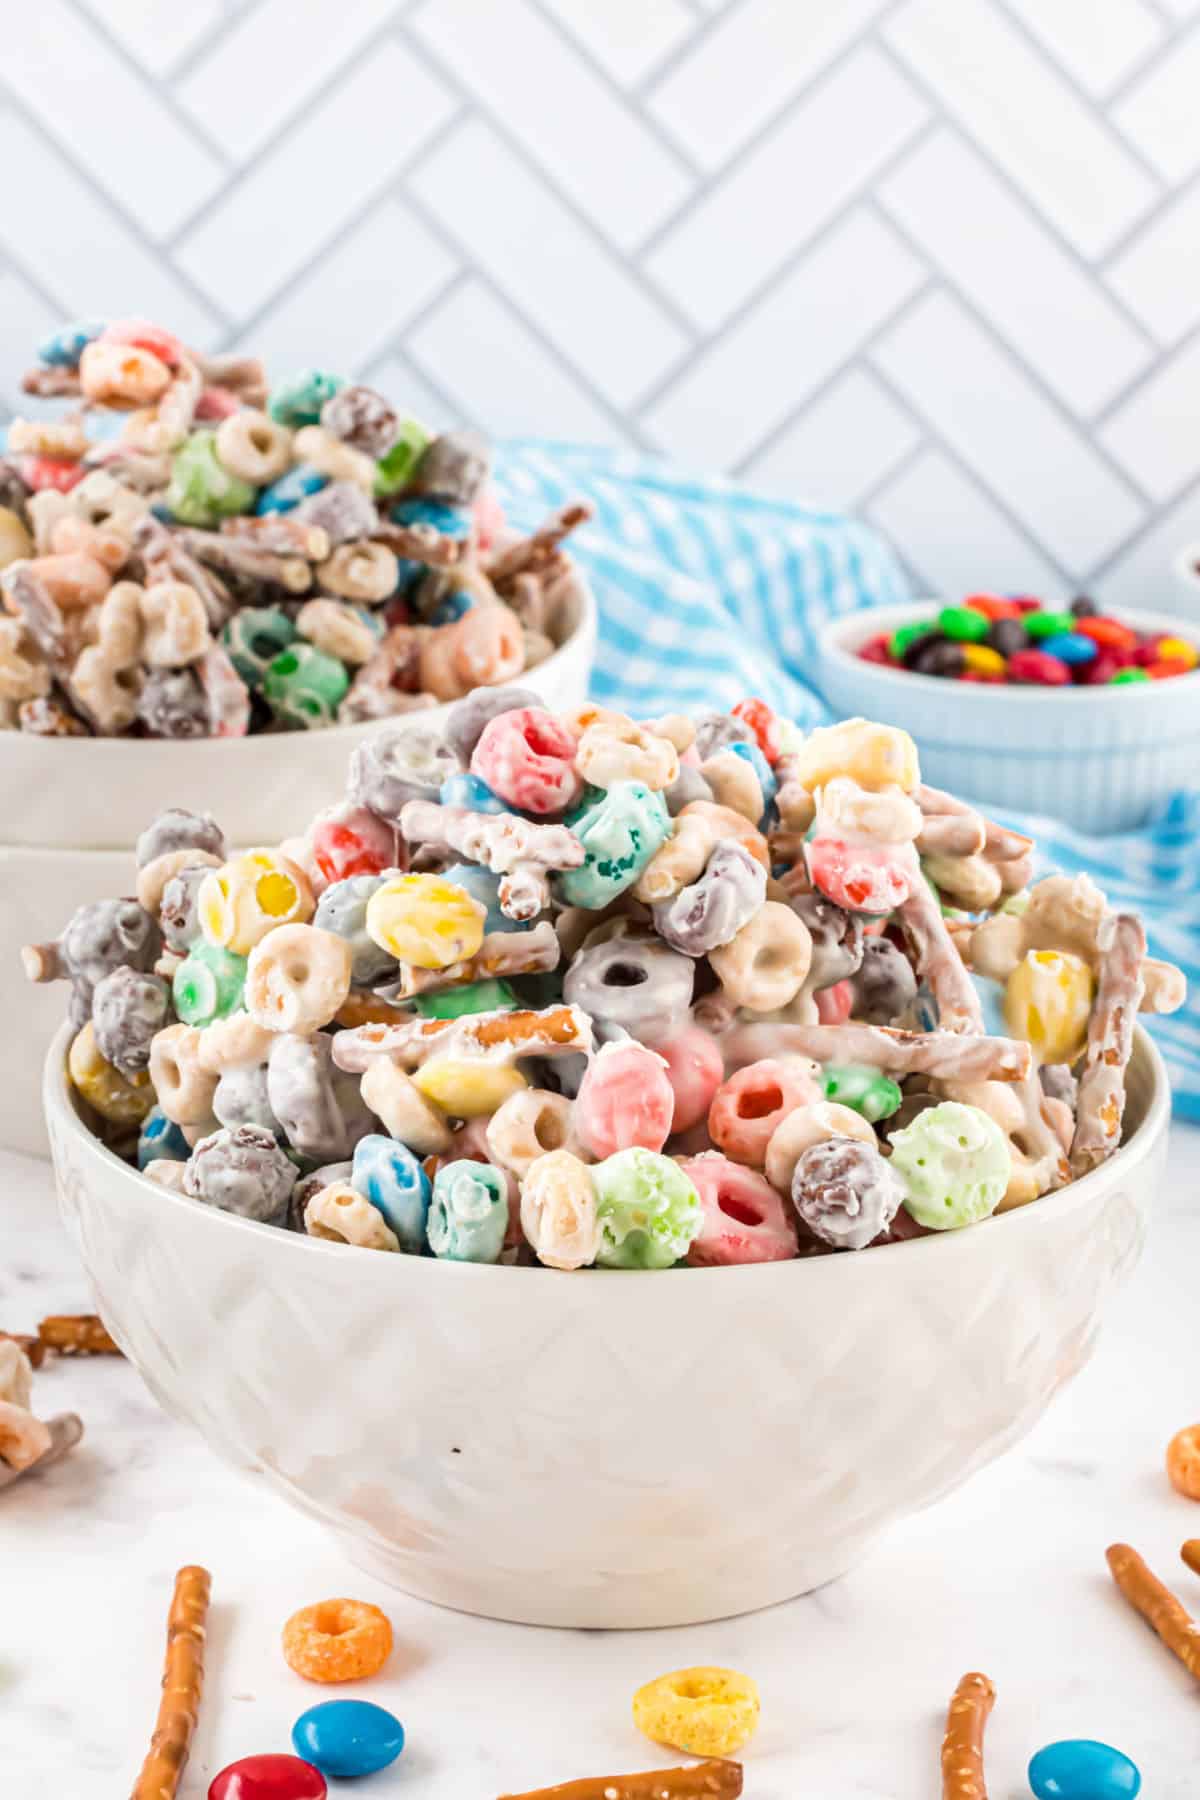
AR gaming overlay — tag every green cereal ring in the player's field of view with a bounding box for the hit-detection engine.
[937,605,989,643]
[888,1101,1010,1229]
[263,643,350,728]
[593,1146,701,1269]
[557,780,672,910]
[222,605,297,689]
[889,622,932,659]
[267,368,346,429]
[172,941,246,1027]
[821,1063,902,1123]
[165,431,256,527]
[374,415,432,496]
[1024,610,1076,640]
[412,978,518,1020]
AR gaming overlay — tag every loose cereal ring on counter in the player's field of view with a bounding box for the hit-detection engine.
[0,317,594,736]
[35,699,1183,1271]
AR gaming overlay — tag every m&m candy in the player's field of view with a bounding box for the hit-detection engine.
[208,1755,326,1799]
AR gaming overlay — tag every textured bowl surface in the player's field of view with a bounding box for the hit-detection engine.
[0,565,596,852]
[0,570,594,1156]
[818,603,1200,832]
[46,1024,1169,1628]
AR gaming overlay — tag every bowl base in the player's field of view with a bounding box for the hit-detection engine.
[339,1529,874,1630]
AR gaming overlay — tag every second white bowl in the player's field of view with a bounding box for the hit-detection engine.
[46,1024,1169,1629]
[817,603,1200,832]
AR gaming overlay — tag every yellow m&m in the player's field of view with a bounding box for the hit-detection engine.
[366,874,486,970]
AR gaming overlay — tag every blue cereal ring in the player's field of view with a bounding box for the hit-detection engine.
[352,1134,431,1253]
[255,464,328,515]
[728,737,778,812]
[138,1106,190,1169]
[442,861,524,934]
[1038,632,1097,665]
[267,369,346,429]
[440,771,505,815]
[427,1160,508,1263]
[389,495,471,539]
[429,590,474,627]
[39,319,104,368]
[557,781,672,910]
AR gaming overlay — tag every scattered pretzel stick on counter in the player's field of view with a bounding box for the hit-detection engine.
[941,1672,994,1799]
[1181,1541,1200,1579]
[498,1759,743,1800]
[0,1331,44,1368]
[1106,1542,1200,1684]
[130,1565,211,1800]
[38,1314,121,1356]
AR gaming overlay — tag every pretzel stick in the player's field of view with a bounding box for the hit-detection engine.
[334,1003,593,1074]
[1070,914,1145,1177]
[220,515,330,561]
[898,876,984,1034]
[21,365,82,398]
[1182,1541,1200,1578]
[38,1314,121,1356]
[133,517,232,630]
[172,527,311,594]
[941,1672,994,1800]
[0,1411,82,1488]
[719,1022,1031,1083]
[372,520,471,569]
[400,801,584,877]
[0,1331,45,1368]
[917,812,986,859]
[486,500,594,586]
[381,921,560,999]
[1106,1543,1200,1683]
[131,1564,210,1800]
[193,352,268,407]
[918,785,1033,863]
[498,1760,742,1800]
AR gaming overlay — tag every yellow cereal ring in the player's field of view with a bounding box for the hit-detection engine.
[68,1022,153,1125]
[791,717,919,794]
[1003,947,1094,1064]
[632,1666,760,1758]
[198,850,314,955]
[412,1057,527,1118]
[365,874,486,970]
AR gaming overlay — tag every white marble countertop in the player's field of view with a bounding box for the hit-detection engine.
[3,1126,1200,1800]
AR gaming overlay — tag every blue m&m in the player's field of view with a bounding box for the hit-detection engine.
[1028,1739,1140,1799]
[291,1699,405,1779]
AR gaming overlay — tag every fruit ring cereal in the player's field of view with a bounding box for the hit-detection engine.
[33,699,1183,1274]
[281,1598,393,1684]
[1167,1425,1200,1500]
[632,1665,760,1758]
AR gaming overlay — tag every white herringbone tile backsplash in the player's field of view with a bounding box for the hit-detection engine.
[8,0,1200,608]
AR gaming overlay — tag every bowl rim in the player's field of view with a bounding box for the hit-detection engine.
[819,600,1200,702]
[0,561,598,760]
[45,1020,1172,1286]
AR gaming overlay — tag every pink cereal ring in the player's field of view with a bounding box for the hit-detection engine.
[471,706,583,815]
[311,804,402,884]
[806,834,912,915]
[731,697,783,765]
[21,455,85,494]
[574,1041,673,1159]
[815,978,853,1025]
[681,1154,798,1265]
[99,317,185,369]
[195,386,241,421]
[708,1057,823,1166]
[655,1025,724,1134]
[473,484,505,553]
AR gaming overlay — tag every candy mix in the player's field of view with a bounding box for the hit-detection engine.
[34,696,1186,1262]
[860,594,1199,687]
[0,317,589,737]
[33,695,1185,1266]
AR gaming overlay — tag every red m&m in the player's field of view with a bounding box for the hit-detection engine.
[209,1754,326,1799]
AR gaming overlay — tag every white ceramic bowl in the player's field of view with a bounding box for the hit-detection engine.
[45,1023,1169,1629]
[818,603,1200,833]
[0,571,595,1157]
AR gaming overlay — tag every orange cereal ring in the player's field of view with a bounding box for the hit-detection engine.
[281,1597,393,1683]
[1167,1425,1200,1499]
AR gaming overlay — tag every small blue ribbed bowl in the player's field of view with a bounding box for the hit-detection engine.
[817,603,1200,833]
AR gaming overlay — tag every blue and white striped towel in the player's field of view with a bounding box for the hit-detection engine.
[495,441,1200,1117]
